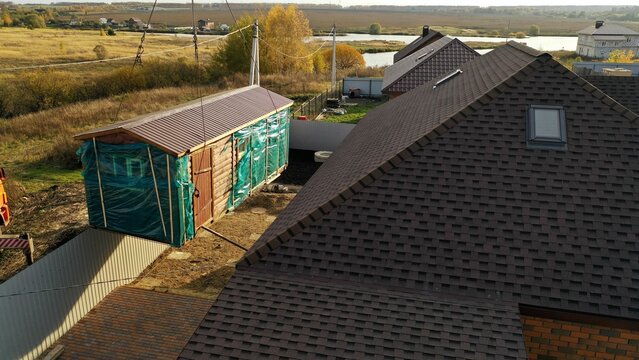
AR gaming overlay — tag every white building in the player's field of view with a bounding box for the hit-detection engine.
[577,20,639,59]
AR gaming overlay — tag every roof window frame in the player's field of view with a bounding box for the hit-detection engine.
[526,105,567,151]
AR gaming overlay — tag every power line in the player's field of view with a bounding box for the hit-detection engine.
[0,276,140,299]
[259,27,334,59]
[0,26,251,72]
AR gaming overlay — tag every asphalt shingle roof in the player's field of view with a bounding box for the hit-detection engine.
[578,22,639,35]
[181,42,639,358]
[584,75,639,115]
[382,37,479,94]
[393,29,445,63]
[181,271,526,359]
[75,86,292,156]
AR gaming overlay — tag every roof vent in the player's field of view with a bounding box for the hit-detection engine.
[416,49,434,61]
[433,69,462,89]
[422,25,429,37]
[595,20,604,29]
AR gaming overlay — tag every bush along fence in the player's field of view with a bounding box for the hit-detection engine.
[291,80,343,120]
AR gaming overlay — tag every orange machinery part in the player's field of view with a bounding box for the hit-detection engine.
[0,168,10,227]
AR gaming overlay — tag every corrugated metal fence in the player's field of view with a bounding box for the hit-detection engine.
[573,62,639,76]
[0,229,168,360]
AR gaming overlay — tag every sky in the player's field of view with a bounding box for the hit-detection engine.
[11,0,639,6]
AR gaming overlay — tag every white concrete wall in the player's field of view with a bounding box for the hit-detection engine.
[290,119,355,151]
[0,229,168,360]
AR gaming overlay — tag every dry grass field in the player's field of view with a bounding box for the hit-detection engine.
[82,7,639,35]
[0,28,221,83]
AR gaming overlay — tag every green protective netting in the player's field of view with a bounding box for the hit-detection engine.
[77,141,194,246]
[267,112,281,178]
[229,108,290,209]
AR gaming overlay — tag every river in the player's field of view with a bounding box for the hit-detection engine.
[315,33,578,67]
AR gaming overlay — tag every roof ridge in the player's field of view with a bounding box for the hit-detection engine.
[564,62,639,123]
[505,40,549,58]
[241,55,549,266]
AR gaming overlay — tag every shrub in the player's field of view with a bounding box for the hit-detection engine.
[107,28,116,36]
[93,44,108,60]
[528,25,540,36]
[369,23,381,35]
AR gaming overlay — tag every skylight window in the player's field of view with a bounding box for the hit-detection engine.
[527,105,567,150]
[416,49,434,61]
[433,69,462,89]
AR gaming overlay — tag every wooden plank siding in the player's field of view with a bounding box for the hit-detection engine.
[212,136,233,221]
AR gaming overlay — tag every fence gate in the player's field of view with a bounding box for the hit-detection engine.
[191,147,214,228]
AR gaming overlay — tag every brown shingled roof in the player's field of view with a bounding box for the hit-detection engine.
[393,28,445,63]
[382,37,479,94]
[181,41,639,358]
[75,86,293,156]
[584,75,639,115]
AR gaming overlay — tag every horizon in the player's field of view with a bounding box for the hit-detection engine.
[9,1,639,7]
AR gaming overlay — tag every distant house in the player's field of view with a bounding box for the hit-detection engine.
[219,24,230,33]
[74,86,293,246]
[382,36,479,98]
[197,19,213,31]
[576,20,639,59]
[98,17,107,25]
[393,25,444,63]
[127,17,148,30]
[180,42,639,359]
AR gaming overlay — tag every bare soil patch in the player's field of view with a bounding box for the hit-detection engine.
[131,192,295,299]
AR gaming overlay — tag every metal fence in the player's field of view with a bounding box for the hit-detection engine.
[291,81,342,120]
[0,229,168,360]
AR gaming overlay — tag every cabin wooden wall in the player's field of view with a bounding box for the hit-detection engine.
[212,136,233,221]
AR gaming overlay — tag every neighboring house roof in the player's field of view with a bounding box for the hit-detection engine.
[584,75,639,114]
[181,42,639,358]
[53,287,211,359]
[578,22,639,36]
[75,86,293,156]
[382,37,479,94]
[393,28,445,63]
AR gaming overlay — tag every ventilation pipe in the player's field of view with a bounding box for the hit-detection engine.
[422,25,430,37]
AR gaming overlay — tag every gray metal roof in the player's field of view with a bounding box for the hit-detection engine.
[75,86,293,156]
[578,22,638,35]
[382,37,479,93]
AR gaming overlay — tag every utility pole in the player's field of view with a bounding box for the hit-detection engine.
[331,23,337,91]
[249,19,259,86]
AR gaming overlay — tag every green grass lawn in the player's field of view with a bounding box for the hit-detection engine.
[322,99,386,124]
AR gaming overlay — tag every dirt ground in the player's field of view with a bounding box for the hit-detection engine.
[131,192,295,299]
[0,182,88,283]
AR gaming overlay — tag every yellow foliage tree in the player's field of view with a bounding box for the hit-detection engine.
[322,44,365,70]
[607,49,635,63]
[212,5,314,76]
[1,8,12,27]
[260,5,314,74]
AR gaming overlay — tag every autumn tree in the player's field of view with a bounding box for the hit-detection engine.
[211,5,314,76]
[322,44,364,70]
[260,4,314,74]
[607,49,635,63]
[23,14,45,29]
[210,15,254,75]
[1,8,12,27]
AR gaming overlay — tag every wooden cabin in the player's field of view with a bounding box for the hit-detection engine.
[75,86,293,246]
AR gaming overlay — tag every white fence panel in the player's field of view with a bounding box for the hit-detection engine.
[0,229,168,360]
[342,77,384,98]
[290,120,355,151]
